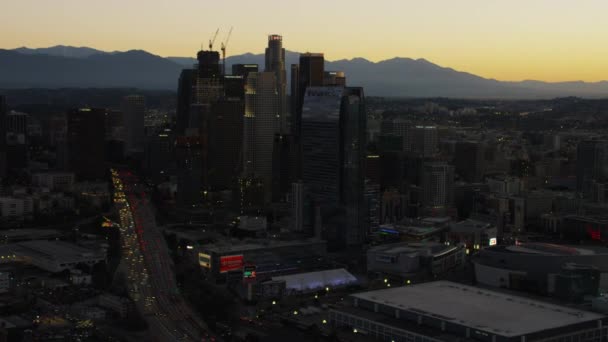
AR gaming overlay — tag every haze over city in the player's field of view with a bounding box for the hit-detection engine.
[3,0,608,82]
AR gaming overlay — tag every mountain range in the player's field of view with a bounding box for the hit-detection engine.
[1,45,607,98]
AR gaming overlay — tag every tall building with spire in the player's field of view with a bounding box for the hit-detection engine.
[243,72,279,202]
[265,35,287,134]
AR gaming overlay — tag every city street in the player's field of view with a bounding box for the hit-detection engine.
[111,169,212,341]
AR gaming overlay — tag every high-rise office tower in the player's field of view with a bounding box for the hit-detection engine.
[454,141,485,183]
[208,99,244,190]
[175,49,225,206]
[272,133,295,202]
[301,87,344,207]
[232,64,259,79]
[408,125,438,157]
[144,128,175,184]
[301,86,367,246]
[0,96,7,179]
[290,181,307,233]
[290,64,300,125]
[265,35,287,133]
[175,136,203,207]
[223,75,245,100]
[422,161,454,209]
[243,72,279,201]
[67,108,106,180]
[341,87,367,245]
[295,53,324,138]
[5,112,28,169]
[324,71,346,86]
[176,69,196,135]
[121,95,145,153]
[6,112,27,134]
[577,140,608,196]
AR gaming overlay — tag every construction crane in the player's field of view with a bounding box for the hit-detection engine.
[208,28,220,51]
[221,27,233,76]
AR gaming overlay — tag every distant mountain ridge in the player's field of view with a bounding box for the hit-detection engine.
[1,46,607,98]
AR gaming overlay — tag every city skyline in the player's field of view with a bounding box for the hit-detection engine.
[3,0,608,83]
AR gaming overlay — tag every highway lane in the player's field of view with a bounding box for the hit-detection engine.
[111,169,212,341]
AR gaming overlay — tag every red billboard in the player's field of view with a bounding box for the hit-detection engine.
[220,255,244,273]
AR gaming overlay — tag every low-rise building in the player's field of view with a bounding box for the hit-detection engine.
[0,197,34,219]
[32,172,75,192]
[98,294,133,318]
[447,219,498,252]
[330,281,607,342]
[367,242,465,278]
[474,243,608,301]
[0,240,106,273]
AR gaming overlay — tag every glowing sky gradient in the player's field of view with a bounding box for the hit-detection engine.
[2,0,607,82]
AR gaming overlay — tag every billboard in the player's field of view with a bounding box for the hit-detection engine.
[243,264,257,281]
[220,255,244,273]
[198,253,211,268]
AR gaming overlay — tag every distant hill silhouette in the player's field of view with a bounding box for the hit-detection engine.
[2,46,607,98]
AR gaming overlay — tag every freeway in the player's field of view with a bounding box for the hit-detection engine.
[111,169,212,341]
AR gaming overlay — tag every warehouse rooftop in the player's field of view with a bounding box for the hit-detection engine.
[352,281,604,337]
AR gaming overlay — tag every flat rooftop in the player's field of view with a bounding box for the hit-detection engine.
[352,281,604,337]
[499,243,608,256]
[369,242,455,255]
[449,219,494,233]
[17,240,104,262]
[203,238,326,254]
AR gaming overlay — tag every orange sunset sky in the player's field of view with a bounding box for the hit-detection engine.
[2,0,607,82]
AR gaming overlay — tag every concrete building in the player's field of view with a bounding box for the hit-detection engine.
[197,239,327,281]
[422,162,454,209]
[367,242,465,278]
[121,95,145,153]
[67,108,106,181]
[0,197,34,218]
[447,219,498,251]
[330,281,607,342]
[0,240,105,273]
[32,172,75,192]
[474,243,608,301]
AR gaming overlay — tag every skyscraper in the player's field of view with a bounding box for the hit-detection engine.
[243,72,279,201]
[175,136,203,207]
[67,108,106,180]
[175,49,224,206]
[454,141,485,183]
[301,86,367,246]
[577,140,608,196]
[324,71,346,86]
[290,64,300,125]
[208,99,244,190]
[121,95,145,153]
[265,35,287,133]
[295,53,324,138]
[176,69,195,136]
[232,64,259,79]
[422,161,454,209]
[5,112,27,169]
[145,128,175,184]
[408,125,438,157]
